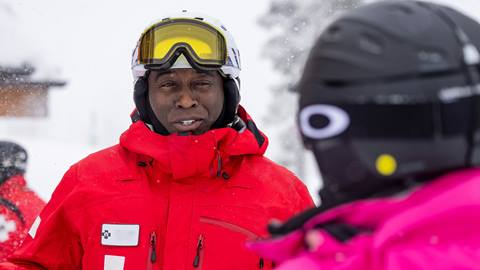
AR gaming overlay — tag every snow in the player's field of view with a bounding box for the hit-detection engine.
[0,118,100,200]
[0,2,31,66]
[0,1,63,81]
[24,138,96,201]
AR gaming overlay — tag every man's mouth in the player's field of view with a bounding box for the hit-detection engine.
[172,119,203,133]
[180,120,196,126]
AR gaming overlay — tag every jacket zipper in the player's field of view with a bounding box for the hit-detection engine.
[216,151,222,177]
[259,257,264,269]
[199,216,266,269]
[147,232,157,270]
[193,234,204,269]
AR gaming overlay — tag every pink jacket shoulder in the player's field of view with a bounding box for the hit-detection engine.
[250,169,480,270]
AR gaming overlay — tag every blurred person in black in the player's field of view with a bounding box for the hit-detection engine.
[0,141,45,261]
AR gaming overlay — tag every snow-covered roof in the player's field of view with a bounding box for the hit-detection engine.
[0,1,65,83]
[0,64,66,87]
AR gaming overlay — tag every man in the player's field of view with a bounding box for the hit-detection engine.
[0,141,45,262]
[250,1,480,269]
[1,12,313,270]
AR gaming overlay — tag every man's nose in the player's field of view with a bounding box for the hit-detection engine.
[175,87,198,109]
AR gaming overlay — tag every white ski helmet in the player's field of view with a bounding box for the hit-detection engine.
[130,12,242,135]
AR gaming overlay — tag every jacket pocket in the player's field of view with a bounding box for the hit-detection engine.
[200,216,260,239]
[198,216,269,269]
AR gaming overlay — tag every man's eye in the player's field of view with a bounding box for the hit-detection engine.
[159,81,175,88]
[194,81,213,87]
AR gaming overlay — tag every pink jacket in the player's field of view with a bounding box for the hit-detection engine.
[250,169,480,270]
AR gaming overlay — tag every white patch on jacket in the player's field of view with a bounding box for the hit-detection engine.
[104,255,125,270]
[101,224,139,246]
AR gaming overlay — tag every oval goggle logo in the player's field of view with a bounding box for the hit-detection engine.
[299,104,350,139]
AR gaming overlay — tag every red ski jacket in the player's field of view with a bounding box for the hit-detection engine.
[2,108,313,270]
[0,175,45,262]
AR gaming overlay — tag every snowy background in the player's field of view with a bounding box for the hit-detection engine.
[1,0,480,203]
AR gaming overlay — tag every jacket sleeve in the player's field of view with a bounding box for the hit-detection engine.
[267,173,315,225]
[0,165,83,270]
[292,177,315,214]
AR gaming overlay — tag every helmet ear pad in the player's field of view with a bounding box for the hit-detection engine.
[133,77,149,123]
[225,78,241,119]
[211,78,240,129]
[133,76,170,135]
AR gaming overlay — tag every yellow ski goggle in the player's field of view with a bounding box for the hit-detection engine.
[138,18,228,69]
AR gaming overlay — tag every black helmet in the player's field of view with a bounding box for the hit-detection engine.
[0,141,28,184]
[297,0,480,206]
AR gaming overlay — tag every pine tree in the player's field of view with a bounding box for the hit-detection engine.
[259,0,364,180]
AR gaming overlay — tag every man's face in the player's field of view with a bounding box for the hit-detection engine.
[148,69,224,135]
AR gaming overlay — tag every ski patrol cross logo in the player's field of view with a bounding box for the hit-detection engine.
[102,230,111,240]
[0,214,16,242]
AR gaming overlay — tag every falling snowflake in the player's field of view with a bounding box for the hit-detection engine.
[0,214,16,242]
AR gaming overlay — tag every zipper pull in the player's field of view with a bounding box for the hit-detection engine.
[216,152,222,177]
[150,232,157,263]
[193,234,204,268]
[259,257,264,269]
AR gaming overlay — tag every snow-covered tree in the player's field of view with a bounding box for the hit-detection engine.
[259,0,364,179]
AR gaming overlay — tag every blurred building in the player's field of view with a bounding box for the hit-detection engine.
[0,0,66,118]
[0,64,65,117]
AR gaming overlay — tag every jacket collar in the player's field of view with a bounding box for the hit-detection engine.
[120,106,268,180]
